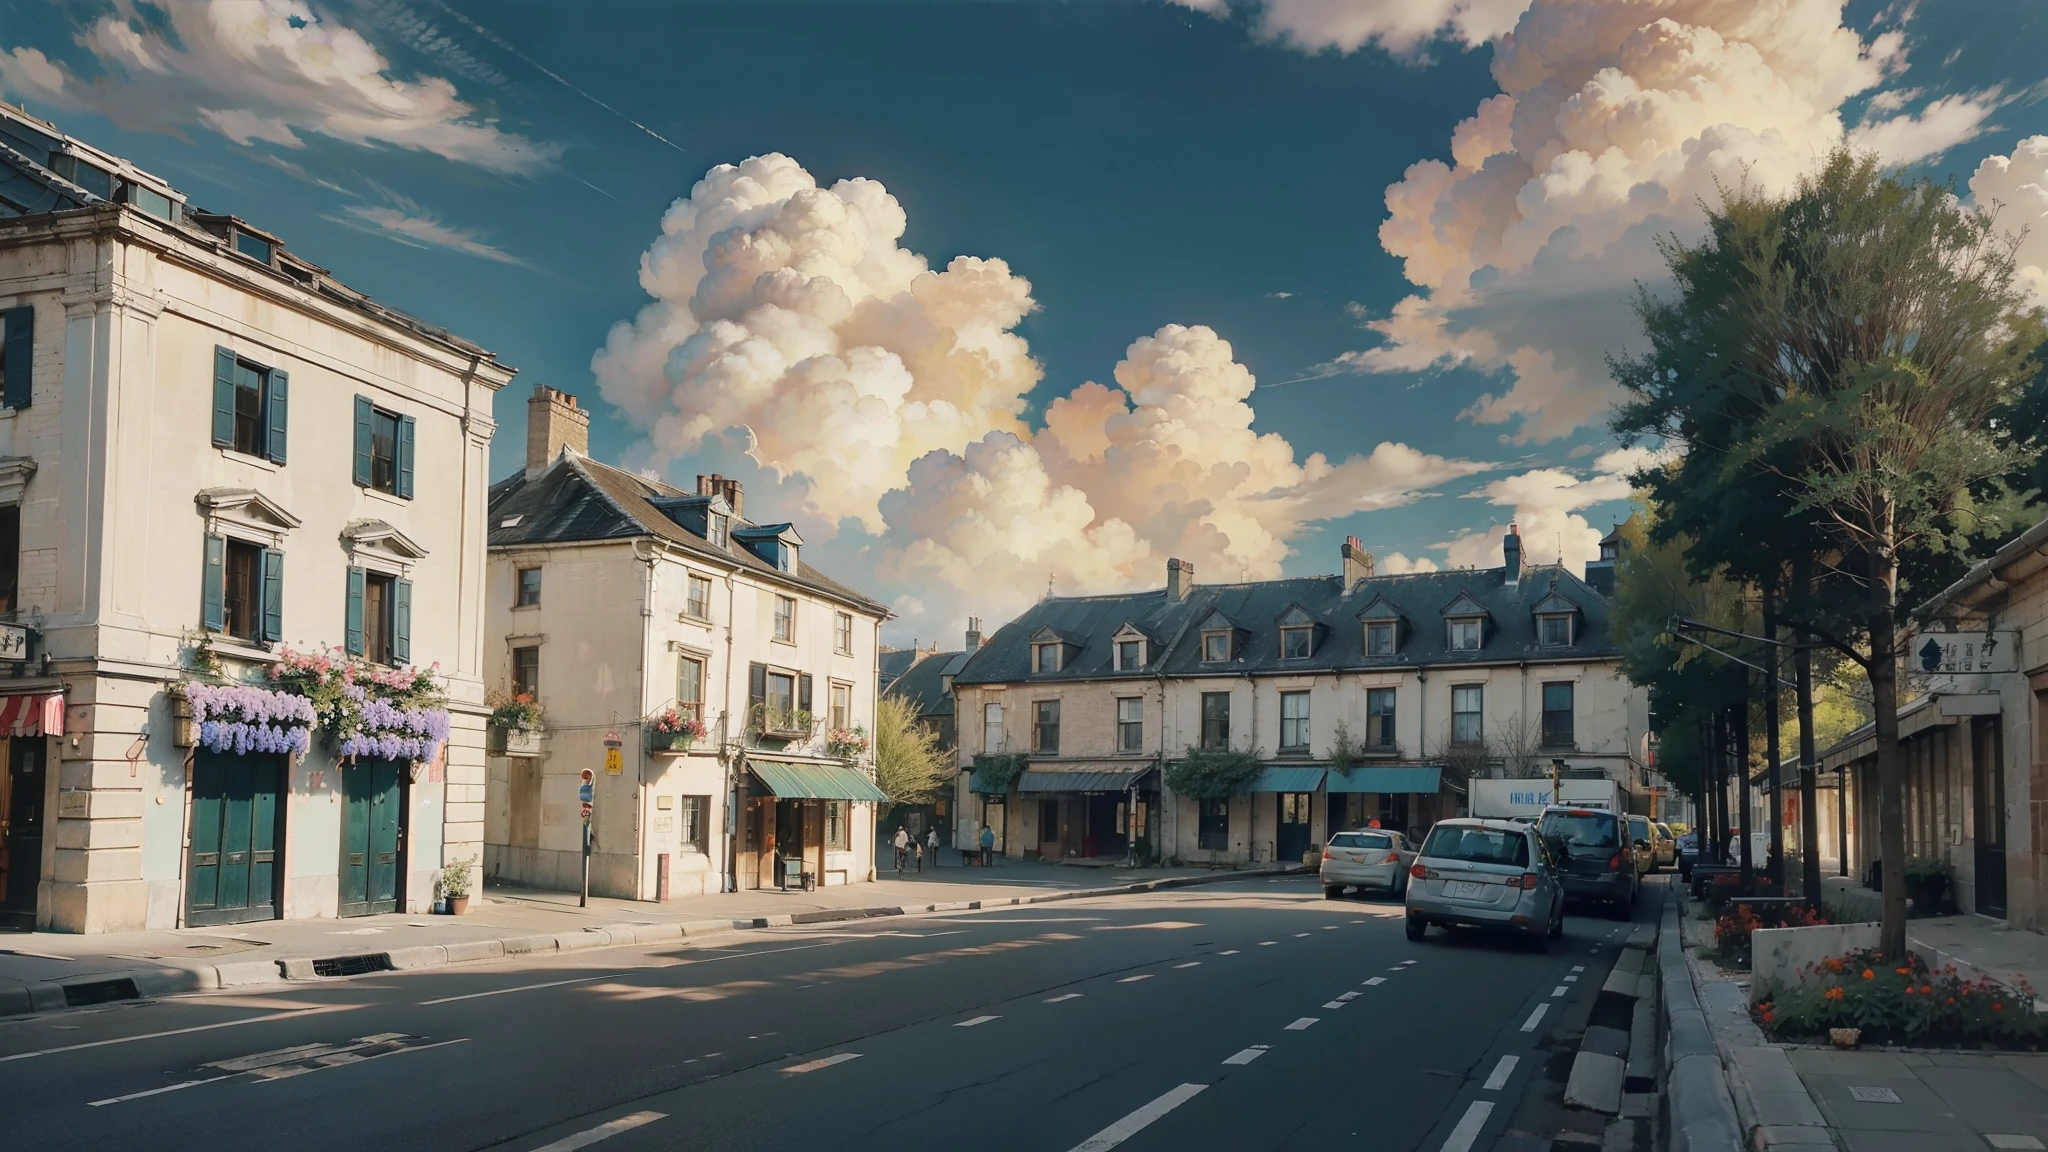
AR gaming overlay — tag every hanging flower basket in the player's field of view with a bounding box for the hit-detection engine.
[181,682,315,756]
[824,726,870,760]
[648,707,706,753]
[269,645,450,765]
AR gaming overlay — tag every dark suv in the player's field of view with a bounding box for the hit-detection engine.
[1537,806,1638,919]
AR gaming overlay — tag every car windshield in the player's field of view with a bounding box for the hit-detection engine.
[1539,811,1619,849]
[1330,832,1392,850]
[1422,825,1530,867]
[1629,817,1650,840]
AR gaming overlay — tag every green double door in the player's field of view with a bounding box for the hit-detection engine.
[341,758,405,917]
[186,751,283,926]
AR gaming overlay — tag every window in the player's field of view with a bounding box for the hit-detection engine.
[983,702,1004,753]
[826,801,848,849]
[1451,684,1483,745]
[677,655,704,721]
[1366,687,1396,748]
[686,574,712,620]
[1366,621,1395,657]
[221,539,263,642]
[203,534,282,644]
[678,796,708,853]
[234,230,273,265]
[1033,700,1061,753]
[1117,697,1143,752]
[352,396,415,499]
[209,347,286,462]
[1449,618,1482,651]
[1540,614,1572,647]
[830,681,851,731]
[773,595,795,642]
[1201,691,1231,750]
[778,542,797,573]
[1034,643,1061,674]
[512,645,540,700]
[516,567,542,607]
[834,612,853,655]
[1542,681,1575,748]
[1198,797,1230,851]
[1116,639,1142,671]
[1281,626,1312,660]
[1202,631,1230,663]
[766,670,796,715]
[0,306,31,410]
[0,505,17,614]
[361,571,396,663]
[1279,690,1310,752]
[709,513,729,548]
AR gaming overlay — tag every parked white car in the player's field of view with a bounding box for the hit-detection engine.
[1321,829,1414,899]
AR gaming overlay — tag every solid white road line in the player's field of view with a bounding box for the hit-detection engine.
[1482,1054,1519,1091]
[1552,986,1568,998]
[955,1016,1001,1028]
[1118,975,1154,983]
[420,972,637,1006]
[87,1076,232,1107]
[1520,1004,1549,1033]
[1045,994,1083,1003]
[1284,1017,1319,1031]
[527,1111,668,1152]
[1437,1101,1495,1152]
[1174,962,1201,969]
[0,1004,354,1063]
[1066,1083,1209,1152]
[1221,1045,1269,1065]
[782,1053,861,1073]
[1364,977,1387,986]
[1322,1001,1348,1010]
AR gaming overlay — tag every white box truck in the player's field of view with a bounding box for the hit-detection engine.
[1469,777,1628,820]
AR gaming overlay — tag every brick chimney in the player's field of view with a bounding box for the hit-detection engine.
[1166,557,1194,601]
[526,386,590,478]
[965,617,982,651]
[1342,536,1374,589]
[1503,520,1522,588]
[695,473,743,518]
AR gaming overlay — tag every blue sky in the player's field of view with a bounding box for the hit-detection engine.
[3,0,2045,643]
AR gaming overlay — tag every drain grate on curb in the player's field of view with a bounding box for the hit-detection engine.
[310,953,394,978]
[1848,1086,1903,1104]
[62,977,138,1006]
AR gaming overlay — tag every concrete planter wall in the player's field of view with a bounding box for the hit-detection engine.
[1749,921,1880,1004]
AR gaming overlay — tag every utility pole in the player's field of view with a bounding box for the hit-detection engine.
[1763,587,1785,887]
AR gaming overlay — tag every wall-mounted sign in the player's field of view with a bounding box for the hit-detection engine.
[0,623,30,661]
[1911,631,2018,676]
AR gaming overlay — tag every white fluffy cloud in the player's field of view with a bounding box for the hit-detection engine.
[0,0,553,172]
[1436,445,1656,573]
[1379,552,1441,574]
[1170,0,1531,55]
[1970,136,2048,305]
[596,157,1491,635]
[1334,0,2001,444]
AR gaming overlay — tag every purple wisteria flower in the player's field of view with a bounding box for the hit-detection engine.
[197,720,313,756]
[186,683,316,727]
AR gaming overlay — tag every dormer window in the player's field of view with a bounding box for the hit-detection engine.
[1034,643,1062,674]
[777,542,797,573]
[1449,618,1482,651]
[1440,591,1491,653]
[1116,639,1142,671]
[709,513,728,547]
[1539,614,1573,647]
[1281,626,1311,659]
[1202,631,1231,663]
[1366,621,1396,656]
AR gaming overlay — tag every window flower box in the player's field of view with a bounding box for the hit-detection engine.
[648,707,707,754]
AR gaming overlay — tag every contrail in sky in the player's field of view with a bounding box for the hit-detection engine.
[429,1,700,160]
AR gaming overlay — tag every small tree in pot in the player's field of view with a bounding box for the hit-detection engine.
[441,857,476,915]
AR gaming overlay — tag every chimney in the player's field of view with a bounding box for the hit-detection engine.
[695,472,744,518]
[1166,557,1194,601]
[526,386,590,478]
[964,617,982,651]
[1342,535,1374,589]
[1503,520,1522,588]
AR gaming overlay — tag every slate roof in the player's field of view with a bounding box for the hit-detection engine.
[884,650,968,718]
[878,649,923,690]
[488,453,889,617]
[953,563,1618,686]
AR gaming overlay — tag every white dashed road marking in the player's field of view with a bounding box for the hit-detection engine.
[1174,962,1201,969]
[1364,977,1386,986]
[1323,1001,1348,1009]
[1219,950,1241,956]
[1336,992,1361,1001]
[955,1016,1000,1028]
[782,1053,861,1074]
[1045,994,1083,1003]
[1551,986,1568,998]
[1520,1004,1549,1033]
[1294,933,1311,938]
[526,1112,668,1152]
[1118,975,1154,983]
[1437,1101,1494,1152]
[1258,941,1277,947]
[1222,1045,1269,1065]
[1482,1054,1518,1091]
[1067,1083,1209,1152]
[1284,1017,1319,1031]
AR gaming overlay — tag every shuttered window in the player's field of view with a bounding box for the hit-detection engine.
[203,534,284,644]
[352,395,415,498]
[1,306,33,410]
[344,566,412,664]
[210,346,287,462]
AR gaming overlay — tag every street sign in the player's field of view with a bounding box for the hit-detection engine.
[604,747,623,776]
[580,768,594,783]
[0,623,28,661]
[1911,631,2017,675]
[578,781,594,803]
[580,801,593,820]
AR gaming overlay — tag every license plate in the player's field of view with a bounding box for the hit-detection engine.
[1448,881,1486,899]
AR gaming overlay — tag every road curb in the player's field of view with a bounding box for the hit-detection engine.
[1659,893,1745,1152]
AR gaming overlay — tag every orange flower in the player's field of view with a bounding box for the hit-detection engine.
[1863,969,1875,980]
[1995,1003,2005,1012]
[1904,986,1916,995]
[1896,967,1912,975]
[1825,987,1845,1001]
[1921,985,1932,995]
[1947,997,1957,1005]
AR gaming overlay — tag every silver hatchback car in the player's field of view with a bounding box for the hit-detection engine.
[1320,829,1413,899]
[1404,818,1564,949]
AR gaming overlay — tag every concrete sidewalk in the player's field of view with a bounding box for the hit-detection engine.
[0,857,1297,1015]
[1783,1047,2048,1152]
[1822,872,2048,1010]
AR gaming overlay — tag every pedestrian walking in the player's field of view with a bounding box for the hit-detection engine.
[893,826,909,873]
[913,840,925,872]
[980,823,995,867]
[927,827,939,867]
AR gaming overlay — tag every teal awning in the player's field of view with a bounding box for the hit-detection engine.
[967,770,1007,794]
[749,759,889,802]
[1017,768,1149,794]
[1246,767,1327,793]
[1325,766,1443,794]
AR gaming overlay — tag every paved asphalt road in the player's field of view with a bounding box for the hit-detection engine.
[0,875,1650,1152]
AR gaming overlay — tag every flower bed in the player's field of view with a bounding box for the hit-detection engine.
[1711,899,1827,969]
[185,682,315,756]
[1758,947,2048,1047]
[270,646,450,764]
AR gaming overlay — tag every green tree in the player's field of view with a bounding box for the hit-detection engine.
[872,695,953,806]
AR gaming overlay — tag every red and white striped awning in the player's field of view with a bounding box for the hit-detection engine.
[0,693,63,737]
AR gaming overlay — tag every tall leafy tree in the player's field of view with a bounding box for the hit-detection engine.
[873,695,954,807]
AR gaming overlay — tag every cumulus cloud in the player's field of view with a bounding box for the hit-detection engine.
[0,0,554,172]
[1970,136,2048,305]
[1169,0,1530,55]
[1435,445,1655,573]
[1379,552,1440,574]
[596,156,1491,635]
[1322,0,2001,444]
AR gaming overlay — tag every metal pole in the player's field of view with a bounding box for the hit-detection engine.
[1797,630,1824,908]
[580,818,591,908]
[1735,685,1754,889]
[1763,590,1785,887]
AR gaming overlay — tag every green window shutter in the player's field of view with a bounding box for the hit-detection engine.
[3,307,33,410]
[352,396,374,486]
[264,369,288,464]
[201,533,225,632]
[211,345,235,445]
[798,673,813,715]
[392,577,412,665]
[260,547,284,643]
[395,414,416,499]
[748,662,766,713]
[344,566,366,655]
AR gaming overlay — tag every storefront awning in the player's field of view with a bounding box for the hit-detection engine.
[1325,766,1442,794]
[1246,767,1326,793]
[749,759,889,803]
[0,692,63,737]
[1017,767,1150,794]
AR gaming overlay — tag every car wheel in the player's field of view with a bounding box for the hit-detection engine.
[1405,915,1427,942]
[1324,885,1342,900]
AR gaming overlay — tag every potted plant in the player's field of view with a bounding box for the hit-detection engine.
[824,725,870,760]
[486,688,544,754]
[441,857,475,915]
[649,707,707,752]
[1904,856,1952,916]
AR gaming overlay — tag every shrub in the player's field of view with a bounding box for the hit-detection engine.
[1759,947,2048,1046]
[1165,746,1264,800]
[1711,900,1827,969]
